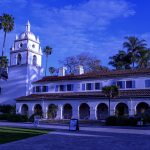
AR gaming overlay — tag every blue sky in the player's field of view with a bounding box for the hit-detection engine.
[0,0,150,69]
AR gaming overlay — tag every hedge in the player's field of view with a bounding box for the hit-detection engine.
[0,114,28,122]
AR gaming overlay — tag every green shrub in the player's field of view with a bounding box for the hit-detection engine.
[0,114,28,122]
[0,105,16,114]
[105,116,117,126]
[28,114,35,122]
[106,116,139,126]
[116,117,129,126]
[128,117,138,126]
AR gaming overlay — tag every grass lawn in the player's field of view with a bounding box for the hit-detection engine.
[0,126,50,144]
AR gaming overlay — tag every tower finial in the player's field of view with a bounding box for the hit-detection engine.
[26,20,30,32]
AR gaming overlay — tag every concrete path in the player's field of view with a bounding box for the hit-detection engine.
[0,121,150,135]
[1,122,150,150]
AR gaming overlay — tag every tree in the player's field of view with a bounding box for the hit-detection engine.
[102,85,119,116]
[49,67,56,76]
[109,50,131,70]
[43,46,52,76]
[136,49,150,68]
[1,13,14,57]
[59,52,107,74]
[123,36,147,68]
[0,56,8,68]
[0,15,2,30]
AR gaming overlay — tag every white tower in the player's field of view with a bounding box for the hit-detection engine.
[0,21,43,104]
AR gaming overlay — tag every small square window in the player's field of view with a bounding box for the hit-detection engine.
[95,83,101,90]
[36,86,41,92]
[145,80,150,88]
[86,83,92,90]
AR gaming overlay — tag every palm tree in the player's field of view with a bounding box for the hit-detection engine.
[43,46,52,76]
[49,67,56,76]
[0,15,2,30]
[102,85,119,116]
[1,13,14,57]
[0,56,8,68]
[136,49,150,68]
[123,36,147,68]
[109,50,131,70]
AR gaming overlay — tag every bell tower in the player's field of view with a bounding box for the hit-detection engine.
[0,21,43,104]
[10,21,42,67]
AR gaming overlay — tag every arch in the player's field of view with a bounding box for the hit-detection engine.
[136,102,149,115]
[79,103,90,120]
[17,53,22,65]
[97,103,108,120]
[21,104,28,116]
[115,103,129,117]
[34,104,43,116]
[63,104,72,119]
[47,104,58,119]
[33,55,37,66]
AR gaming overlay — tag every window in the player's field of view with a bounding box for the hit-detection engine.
[82,84,85,91]
[117,81,125,89]
[32,44,35,48]
[59,85,65,91]
[145,80,150,88]
[95,83,101,90]
[17,53,22,65]
[33,55,37,66]
[126,81,135,88]
[67,84,73,91]
[42,86,48,92]
[33,87,35,93]
[86,83,94,90]
[36,86,41,92]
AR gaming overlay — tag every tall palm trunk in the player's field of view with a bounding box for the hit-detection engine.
[45,55,48,76]
[2,32,6,57]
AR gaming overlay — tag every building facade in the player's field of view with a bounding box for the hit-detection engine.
[0,22,150,120]
[0,21,43,104]
[16,68,150,120]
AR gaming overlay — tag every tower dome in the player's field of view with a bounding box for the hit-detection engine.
[18,21,37,42]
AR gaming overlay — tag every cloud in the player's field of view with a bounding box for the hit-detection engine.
[0,0,135,67]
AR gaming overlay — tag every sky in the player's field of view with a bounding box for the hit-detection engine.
[0,0,150,70]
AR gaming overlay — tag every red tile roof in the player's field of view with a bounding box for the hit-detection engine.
[16,89,150,101]
[33,68,150,83]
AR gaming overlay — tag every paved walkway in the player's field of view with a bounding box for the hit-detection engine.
[1,122,150,150]
[0,121,150,135]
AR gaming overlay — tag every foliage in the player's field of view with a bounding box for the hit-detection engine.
[59,52,108,74]
[1,13,14,57]
[105,116,117,126]
[102,85,119,98]
[109,36,150,69]
[43,46,52,76]
[0,56,9,68]
[109,50,131,70]
[106,116,138,126]
[0,105,15,114]
[49,66,56,76]
[0,114,28,122]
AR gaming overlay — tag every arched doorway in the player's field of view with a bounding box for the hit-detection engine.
[34,104,43,116]
[79,103,90,120]
[47,104,58,119]
[115,103,129,117]
[17,53,22,65]
[136,102,149,115]
[97,103,108,120]
[63,104,72,119]
[21,104,28,116]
